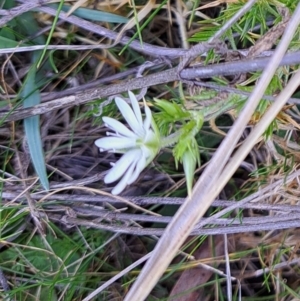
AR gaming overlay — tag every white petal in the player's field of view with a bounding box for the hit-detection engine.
[104,149,141,183]
[111,162,136,195]
[95,137,136,150]
[143,103,152,132]
[103,117,136,138]
[115,97,143,136]
[127,151,146,184]
[128,91,143,125]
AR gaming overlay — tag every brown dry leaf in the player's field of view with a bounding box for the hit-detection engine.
[249,104,300,130]
[248,7,290,57]
[114,0,156,44]
[276,109,300,131]
[169,236,225,301]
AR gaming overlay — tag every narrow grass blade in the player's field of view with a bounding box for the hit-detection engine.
[17,11,50,190]
[22,70,49,190]
[37,0,64,68]
[47,4,128,23]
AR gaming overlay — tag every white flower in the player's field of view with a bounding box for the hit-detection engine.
[95,91,160,195]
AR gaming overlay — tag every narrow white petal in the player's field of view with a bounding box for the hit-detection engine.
[115,97,143,136]
[111,178,127,195]
[143,105,152,132]
[104,149,141,183]
[103,117,136,138]
[111,162,136,195]
[127,152,146,185]
[128,91,143,125]
[95,137,136,150]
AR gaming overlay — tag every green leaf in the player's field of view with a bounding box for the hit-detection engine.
[16,11,50,191]
[173,136,200,197]
[0,35,20,48]
[26,235,80,274]
[47,4,128,23]
[0,26,16,41]
[22,69,49,190]
[182,148,197,197]
[154,98,185,118]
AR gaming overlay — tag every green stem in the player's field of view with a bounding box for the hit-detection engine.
[160,130,182,148]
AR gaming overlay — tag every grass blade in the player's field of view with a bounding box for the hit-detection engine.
[22,69,49,190]
[47,4,128,23]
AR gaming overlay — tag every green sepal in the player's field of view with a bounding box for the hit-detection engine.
[154,98,190,120]
[182,148,197,197]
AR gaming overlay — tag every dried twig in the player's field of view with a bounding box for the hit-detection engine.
[1,51,300,122]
